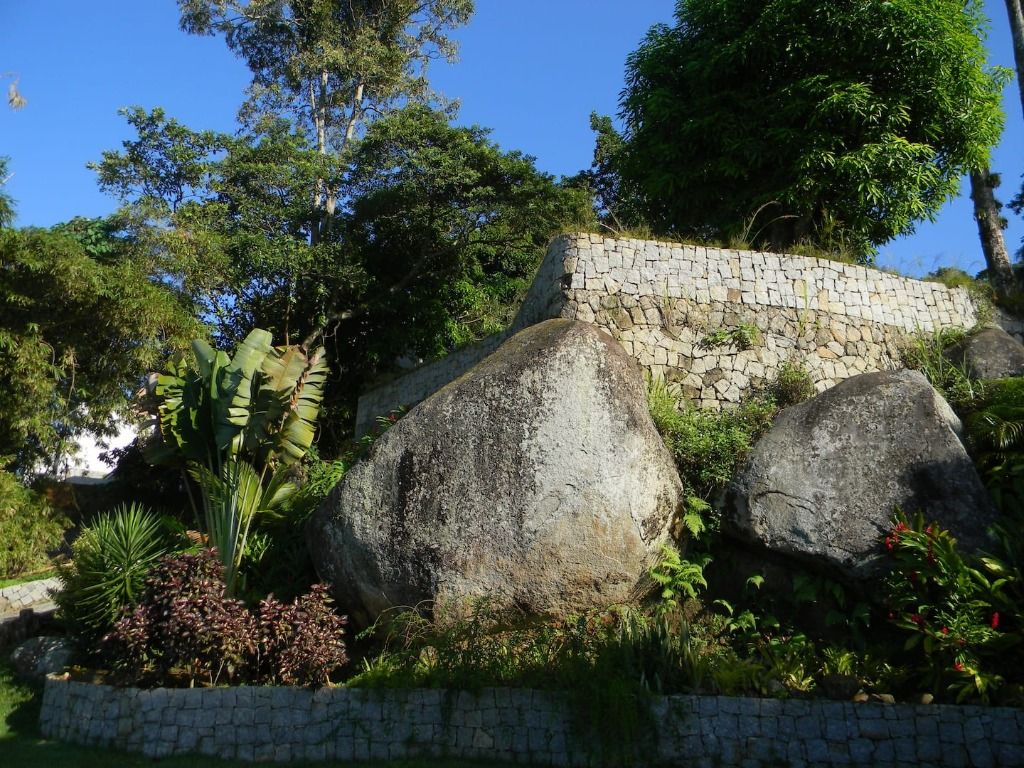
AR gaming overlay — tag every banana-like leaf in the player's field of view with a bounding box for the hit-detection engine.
[215,329,273,455]
[275,348,329,466]
[246,345,318,462]
[191,339,218,381]
[152,356,211,465]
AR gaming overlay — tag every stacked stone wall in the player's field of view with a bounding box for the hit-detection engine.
[356,234,984,430]
[40,677,1024,766]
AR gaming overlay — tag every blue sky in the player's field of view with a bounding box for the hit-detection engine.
[2,1,1021,278]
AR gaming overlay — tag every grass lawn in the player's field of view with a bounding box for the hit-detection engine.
[0,659,510,768]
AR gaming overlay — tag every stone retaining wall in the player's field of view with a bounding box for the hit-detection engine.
[40,676,1023,767]
[0,576,58,617]
[356,234,986,431]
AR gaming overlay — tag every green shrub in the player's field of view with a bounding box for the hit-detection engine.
[649,382,776,506]
[768,358,816,408]
[965,378,1024,515]
[0,471,68,579]
[901,327,982,409]
[55,503,178,649]
[698,323,762,351]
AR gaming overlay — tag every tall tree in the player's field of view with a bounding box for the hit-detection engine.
[95,106,590,449]
[618,0,1008,260]
[177,0,473,242]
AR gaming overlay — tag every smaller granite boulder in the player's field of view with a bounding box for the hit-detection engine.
[10,636,72,681]
[728,369,997,581]
[946,326,1024,380]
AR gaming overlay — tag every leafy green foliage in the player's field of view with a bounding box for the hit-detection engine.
[55,504,177,649]
[966,377,1024,514]
[768,358,816,407]
[648,381,776,510]
[96,105,589,452]
[0,218,200,474]
[883,511,1022,703]
[0,157,14,229]
[650,545,711,615]
[618,0,1008,257]
[698,324,763,351]
[901,327,982,410]
[0,471,68,579]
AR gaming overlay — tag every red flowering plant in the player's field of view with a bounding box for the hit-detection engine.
[882,510,1019,703]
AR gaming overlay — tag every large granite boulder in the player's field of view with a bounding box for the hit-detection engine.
[946,326,1024,380]
[310,319,683,626]
[728,369,997,581]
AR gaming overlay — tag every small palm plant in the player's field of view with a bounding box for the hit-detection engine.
[141,329,328,594]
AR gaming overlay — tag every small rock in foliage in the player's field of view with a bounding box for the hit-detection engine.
[945,326,1024,380]
[10,635,73,681]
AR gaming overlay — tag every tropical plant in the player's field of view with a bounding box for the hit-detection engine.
[966,377,1024,514]
[142,328,328,593]
[55,503,176,648]
[883,510,1021,703]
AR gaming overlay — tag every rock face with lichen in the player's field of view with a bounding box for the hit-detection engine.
[727,369,998,581]
[309,319,683,627]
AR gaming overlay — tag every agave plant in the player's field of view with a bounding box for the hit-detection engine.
[141,329,328,593]
[55,503,174,647]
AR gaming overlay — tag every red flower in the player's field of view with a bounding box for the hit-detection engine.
[954,661,965,672]
[885,536,895,552]
[941,626,949,636]
[991,613,1000,630]
[911,613,925,627]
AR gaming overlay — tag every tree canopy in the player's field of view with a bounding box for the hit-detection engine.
[94,105,590,449]
[178,0,474,242]
[618,0,1009,258]
[0,214,200,475]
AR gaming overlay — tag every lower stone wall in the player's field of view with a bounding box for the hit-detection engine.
[0,576,58,616]
[40,677,1023,767]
